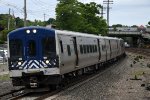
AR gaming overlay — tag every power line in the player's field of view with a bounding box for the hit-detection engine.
[0,1,24,16]
[1,0,56,21]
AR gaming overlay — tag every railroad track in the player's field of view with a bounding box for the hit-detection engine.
[0,87,27,100]
[126,48,150,57]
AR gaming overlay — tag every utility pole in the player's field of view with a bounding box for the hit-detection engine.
[8,8,11,30]
[103,0,113,27]
[44,13,46,22]
[24,0,27,26]
[44,13,46,26]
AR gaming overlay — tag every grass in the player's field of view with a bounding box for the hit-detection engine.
[0,74,10,81]
[133,70,145,76]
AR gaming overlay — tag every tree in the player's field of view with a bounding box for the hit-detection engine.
[80,2,107,35]
[131,25,138,28]
[56,1,107,35]
[0,29,12,41]
[112,24,122,28]
[148,21,150,25]
[56,0,85,31]
[15,17,24,28]
[0,14,9,29]
[46,18,56,25]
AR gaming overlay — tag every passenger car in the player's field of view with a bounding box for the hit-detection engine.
[8,26,125,88]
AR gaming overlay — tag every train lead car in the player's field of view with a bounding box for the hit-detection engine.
[7,26,125,88]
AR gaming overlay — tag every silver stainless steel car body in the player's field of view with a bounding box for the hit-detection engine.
[8,27,125,87]
[55,30,124,75]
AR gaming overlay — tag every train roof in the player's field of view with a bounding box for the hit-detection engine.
[103,36,120,40]
[8,26,121,41]
[8,26,55,37]
[56,30,101,38]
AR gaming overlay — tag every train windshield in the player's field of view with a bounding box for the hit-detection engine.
[9,39,23,58]
[42,37,56,57]
[28,40,36,57]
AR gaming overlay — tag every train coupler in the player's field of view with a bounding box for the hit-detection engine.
[30,77,38,88]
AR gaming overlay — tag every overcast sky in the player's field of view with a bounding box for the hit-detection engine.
[0,0,150,26]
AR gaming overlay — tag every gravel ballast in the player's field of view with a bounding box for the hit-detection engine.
[0,52,150,100]
[45,52,150,100]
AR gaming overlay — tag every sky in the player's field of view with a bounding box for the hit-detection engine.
[0,0,150,26]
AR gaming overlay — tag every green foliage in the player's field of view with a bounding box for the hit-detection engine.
[56,0,84,31]
[15,17,24,28]
[148,21,150,25]
[112,24,123,28]
[0,14,53,29]
[0,14,16,30]
[0,74,10,81]
[0,29,12,43]
[0,14,9,29]
[46,18,56,25]
[111,24,123,31]
[28,19,45,26]
[131,25,138,28]
[56,0,107,35]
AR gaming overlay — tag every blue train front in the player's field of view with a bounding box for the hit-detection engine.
[8,27,60,88]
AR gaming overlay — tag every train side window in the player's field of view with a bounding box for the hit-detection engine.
[28,40,36,56]
[60,40,63,53]
[95,45,97,52]
[80,45,83,54]
[83,45,86,54]
[92,45,95,52]
[90,45,92,53]
[67,45,71,56]
[9,39,23,58]
[87,45,90,53]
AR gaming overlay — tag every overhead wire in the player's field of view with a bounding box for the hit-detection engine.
[0,0,24,18]
[0,0,56,21]
[28,0,56,20]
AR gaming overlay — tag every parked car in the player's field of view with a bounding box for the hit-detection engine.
[0,51,7,62]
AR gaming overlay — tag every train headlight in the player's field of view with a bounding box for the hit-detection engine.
[45,60,49,64]
[26,30,30,34]
[33,29,37,33]
[18,62,22,65]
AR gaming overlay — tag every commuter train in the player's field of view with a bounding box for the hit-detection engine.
[8,26,125,88]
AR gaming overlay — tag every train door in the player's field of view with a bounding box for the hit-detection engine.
[97,39,101,61]
[104,39,107,61]
[109,40,112,59]
[72,37,79,67]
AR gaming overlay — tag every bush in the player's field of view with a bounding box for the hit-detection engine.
[0,29,12,43]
